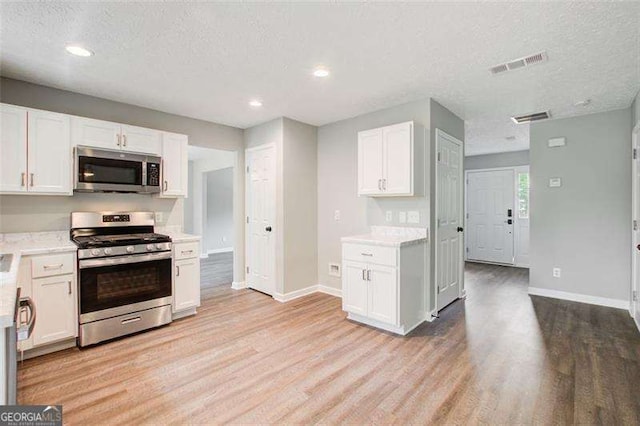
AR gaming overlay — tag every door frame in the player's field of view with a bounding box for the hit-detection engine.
[464,165,530,268]
[434,128,465,311]
[244,143,277,296]
[631,121,640,324]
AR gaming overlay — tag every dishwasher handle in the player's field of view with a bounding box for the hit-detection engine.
[17,297,36,341]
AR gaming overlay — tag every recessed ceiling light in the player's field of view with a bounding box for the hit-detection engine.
[249,100,263,107]
[574,99,591,107]
[313,68,330,78]
[65,45,94,57]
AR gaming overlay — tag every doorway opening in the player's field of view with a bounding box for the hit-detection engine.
[183,146,236,290]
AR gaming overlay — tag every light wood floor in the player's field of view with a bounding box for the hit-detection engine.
[18,263,640,424]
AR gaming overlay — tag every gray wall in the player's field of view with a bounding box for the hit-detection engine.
[204,167,234,252]
[282,118,318,292]
[317,99,431,290]
[464,150,530,170]
[184,160,195,234]
[429,99,465,310]
[0,77,246,285]
[530,108,631,302]
[633,89,640,129]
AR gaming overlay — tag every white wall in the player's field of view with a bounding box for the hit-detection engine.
[465,150,530,170]
[317,99,431,291]
[530,108,632,304]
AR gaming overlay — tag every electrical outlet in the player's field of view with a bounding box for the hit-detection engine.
[553,268,561,278]
[154,212,163,224]
[407,211,420,224]
[334,210,341,221]
[385,211,393,222]
[399,212,407,223]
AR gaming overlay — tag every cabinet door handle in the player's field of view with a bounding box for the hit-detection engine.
[43,264,63,270]
[378,179,382,190]
[362,269,366,281]
[367,270,371,281]
[30,173,34,187]
[68,280,72,295]
[382,179,386,190]
[117,134,121,147]
[176,265,180,277]
[163,180,168,191]
[122,134,127,147]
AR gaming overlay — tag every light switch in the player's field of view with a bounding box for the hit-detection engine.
[549,177,562,188]
[407,211,420,224]
[399,212,407,223]
[334,210,341,221]
[385,211,393,222]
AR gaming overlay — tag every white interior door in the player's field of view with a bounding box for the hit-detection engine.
[245,145,276,296]
[466,169,515,264]
[633,125,640,327]
[436,129,464,311]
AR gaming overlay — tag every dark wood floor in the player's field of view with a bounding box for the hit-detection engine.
[18,263,640,424]
[200,251,233,288]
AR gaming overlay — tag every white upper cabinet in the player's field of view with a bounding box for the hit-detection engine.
[358,121,414,197]
[28,109,72,194]
[0,104,28,193]
[160,132,188,198]
[0,104,72,195]
[121,124,161,155]
[71,117,120,150]
[71,117,161,155]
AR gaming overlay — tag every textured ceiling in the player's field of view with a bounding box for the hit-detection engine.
[1,2,639,155]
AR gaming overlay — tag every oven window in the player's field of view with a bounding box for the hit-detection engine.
[78,156,142,185]
[80,258,171,314]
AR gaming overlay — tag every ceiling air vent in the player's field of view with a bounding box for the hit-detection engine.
[511,111,551,124]
[490,51,548,75]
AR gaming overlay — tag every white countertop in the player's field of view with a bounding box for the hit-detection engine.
[0,231,77,328]
[156,226,201,243]
[341,226,428,248]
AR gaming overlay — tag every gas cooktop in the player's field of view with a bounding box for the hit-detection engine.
[72,233,172,249]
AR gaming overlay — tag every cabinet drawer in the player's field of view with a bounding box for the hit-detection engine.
[32,253,74,278]
[174,242,200,260]
[342,243,397,266]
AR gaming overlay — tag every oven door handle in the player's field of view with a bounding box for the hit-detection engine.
[79,251,172,269]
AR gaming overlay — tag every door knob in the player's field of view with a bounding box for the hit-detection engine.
[457,227,464,232]
[637,244,640,251]
[265,226,272,232]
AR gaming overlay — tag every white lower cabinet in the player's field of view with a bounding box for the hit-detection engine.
[17,252,78,354]
[173,241,201,316]
[32,274,76,346]
[342,241,426,335]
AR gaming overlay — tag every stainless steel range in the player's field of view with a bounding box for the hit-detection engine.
[71,212,173,346]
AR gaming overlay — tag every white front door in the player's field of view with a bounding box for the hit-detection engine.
[467,169,515,264]
[436,129,464,311]
[245,144,276,296]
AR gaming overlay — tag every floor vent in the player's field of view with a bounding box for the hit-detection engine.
[511,111,551,124]
[490,51,548,75]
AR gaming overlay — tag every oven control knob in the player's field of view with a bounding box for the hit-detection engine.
[126,246,135,253]
[146,244,155,251]
[155,244,164,250]
[91,249,101,257]
[104,248,113,255]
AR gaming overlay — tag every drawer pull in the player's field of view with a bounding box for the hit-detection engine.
[43,264,64,270]
[361,253,373,257]
[181,250,194,255]
[121,316,141,325]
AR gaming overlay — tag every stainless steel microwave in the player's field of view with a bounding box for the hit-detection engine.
[75,146,161,193]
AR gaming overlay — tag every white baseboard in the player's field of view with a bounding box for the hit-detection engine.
[318,285,342,298]
[271,284,343,303]
[231,281,246,290]
[528,286,628,310]
[425,309,438,322]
